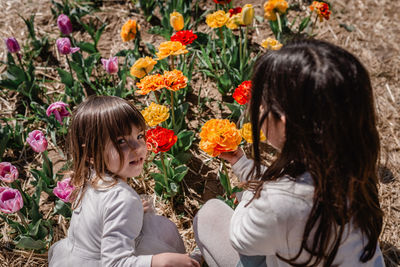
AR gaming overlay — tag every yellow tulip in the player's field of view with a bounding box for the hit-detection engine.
[261,37,283,50]
[141,102,170,127]
[130,57,157,78]
[170,12,184,31]
[206,10,229,28]
[156,41,188,60]
[241,4,254,26]
[240,123,267,144]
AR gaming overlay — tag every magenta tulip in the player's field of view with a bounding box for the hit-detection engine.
[57,14,73,35]
[0,187,23,214]
[53,178,74,203]
[0,162,18,183]
[46,101,70,124]
[101,57,119,74]
[26,130,48,153]
[56,38,79,55]
[4,37,20,53]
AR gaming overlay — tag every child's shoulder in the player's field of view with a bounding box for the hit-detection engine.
[89,178,141,206]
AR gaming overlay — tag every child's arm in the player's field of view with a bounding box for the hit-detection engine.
[101,188,199,267]
[101,189,152,266]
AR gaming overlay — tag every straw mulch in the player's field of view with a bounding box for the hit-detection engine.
[0,0,399,266]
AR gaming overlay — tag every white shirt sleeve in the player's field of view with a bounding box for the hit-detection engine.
[101,187,153,267]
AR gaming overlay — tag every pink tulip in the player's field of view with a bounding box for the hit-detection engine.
[57,14,73,35]
[46,101,70,124]
[0,187,23,214]
[26,130,48,153]
[56,38,79,55]
[53,178,74,203]
[101,56,119,74]
[0,162,18,183]
[4,37,20,53]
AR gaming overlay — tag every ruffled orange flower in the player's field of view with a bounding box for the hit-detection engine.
[156,41,188,60]
[240,123,266,144]
[309,1,331,22]
[130,57,157,78]
[263,0,288,21]
[136,74,165,95]
[121,19,139,42]
[163,69,188,91]
[141,102,170,127]
[199,119,242,157]
[261,38,283,50]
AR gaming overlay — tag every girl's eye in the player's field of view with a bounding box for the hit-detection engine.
[117,138,126,145]
[137,133,144,140]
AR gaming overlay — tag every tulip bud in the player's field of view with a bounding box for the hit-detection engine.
[57,14,73,35]
[0,162,18,183]
[56,38,80,55]
[170,12,184,31]
[46,101,70,124]
[241,4,254,26]
[4,37,20,53]
[26,130,48,153]
[101,56,119,74]
[53,178,75,203]
[0,187,23,214]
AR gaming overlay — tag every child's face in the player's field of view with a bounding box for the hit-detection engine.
[260,107,286,151]
[104,125,147,179]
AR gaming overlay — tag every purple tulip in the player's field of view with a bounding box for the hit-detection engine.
[53,178,74,203]
[46,101,70,124]
[26,130,48,153]
[57,14,73,35]
[0,162,18,183]
[4,37,20,53]
[56,38,79,55]
[0,187,23,214]
[101,57,119,74]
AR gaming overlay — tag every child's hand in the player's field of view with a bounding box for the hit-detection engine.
[142,199,151,213]
[219,148,244,166]
[152,253,200,267]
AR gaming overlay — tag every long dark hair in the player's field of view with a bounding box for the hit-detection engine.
[67,95,146,209]
[249,39,383,266]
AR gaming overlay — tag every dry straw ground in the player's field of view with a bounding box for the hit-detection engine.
[0,0,399,266]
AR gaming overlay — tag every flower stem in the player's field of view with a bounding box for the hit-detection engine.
[16,53,26,72]
[171,55,175,70]
[244,26,249,61]
[221,159,232,196]
[17,211,29,229]
[311,15,319,36]
[239,28,243,63]
[276,12,282,34]
[170,90,176,130]
[153,91,160,104]
[218,27,226,62]
[160,152,169,190]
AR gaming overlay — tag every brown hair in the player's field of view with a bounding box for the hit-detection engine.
[249,39,383,266]
[67,95,146,209]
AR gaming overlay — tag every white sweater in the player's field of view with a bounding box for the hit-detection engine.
[230,155,385,266]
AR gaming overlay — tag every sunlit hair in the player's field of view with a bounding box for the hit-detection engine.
[67,95,146,209]
[249,39,383,266]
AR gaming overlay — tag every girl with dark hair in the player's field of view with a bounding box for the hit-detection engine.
[194,39,385,266]
[48,96,200,267]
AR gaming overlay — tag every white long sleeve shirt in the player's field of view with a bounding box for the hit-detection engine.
[230,155,385,266]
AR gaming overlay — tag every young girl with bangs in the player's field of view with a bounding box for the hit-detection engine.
[194,39,385,266]
[48,96,200,267]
